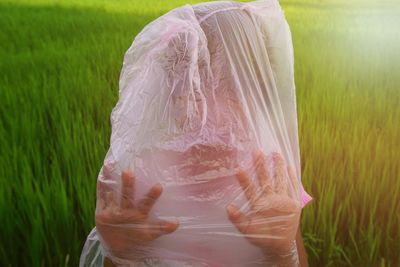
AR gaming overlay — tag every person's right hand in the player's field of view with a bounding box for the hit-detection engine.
[95,164,179,261]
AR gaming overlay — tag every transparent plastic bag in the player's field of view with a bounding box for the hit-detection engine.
[80,1,312,266]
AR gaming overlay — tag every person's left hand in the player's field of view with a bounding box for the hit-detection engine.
[226,149,301,254]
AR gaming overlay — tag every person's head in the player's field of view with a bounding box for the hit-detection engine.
[161,2,267,139]
[193,1,260,61]
[135,3,274,183]
[112,0,299,185]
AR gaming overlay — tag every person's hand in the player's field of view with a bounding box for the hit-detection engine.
[226,149,301,254]
[95,164,179,261]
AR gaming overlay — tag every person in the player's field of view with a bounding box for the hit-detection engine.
[80,1,313,266]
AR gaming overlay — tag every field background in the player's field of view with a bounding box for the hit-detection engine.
[0,0,399,266]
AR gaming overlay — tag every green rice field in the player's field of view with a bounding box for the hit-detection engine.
[0,0,399,266]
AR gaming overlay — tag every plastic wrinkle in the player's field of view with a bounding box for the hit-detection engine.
[80,0,312,266]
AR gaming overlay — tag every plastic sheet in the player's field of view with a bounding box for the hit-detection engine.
[80,0,313,266]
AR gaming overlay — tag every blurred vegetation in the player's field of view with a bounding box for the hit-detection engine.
[0,0,399,266]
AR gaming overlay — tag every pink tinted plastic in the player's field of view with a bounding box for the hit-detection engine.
[80,0,313,266]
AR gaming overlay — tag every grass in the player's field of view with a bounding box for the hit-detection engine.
[0,0,399,266]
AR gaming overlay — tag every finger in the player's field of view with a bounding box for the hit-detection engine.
[137,183,163,214]
[96,180,109,209]
[98,164,115,210]
[235,169,258,206]
[148,220,179,240]
[105,191,115,212]
[271,152,287,194]
[158,220,179,234]
[96,197,107,211]
[252,149,273,194]
[226,204,251,235]
[120,170,135,209]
